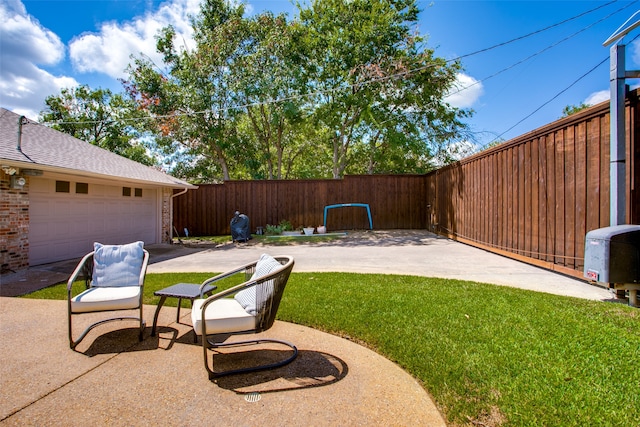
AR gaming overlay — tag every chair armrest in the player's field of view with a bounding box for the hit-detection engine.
[199,255,294,304]
[67,252,95,294]
[200,279,258,307]
[199,256,292,311]
[138,250,150,287]
[198,260,259,297]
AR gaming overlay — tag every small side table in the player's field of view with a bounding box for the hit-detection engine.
[151,283,217,339]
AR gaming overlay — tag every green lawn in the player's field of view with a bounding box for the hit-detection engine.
[25,272,639,426]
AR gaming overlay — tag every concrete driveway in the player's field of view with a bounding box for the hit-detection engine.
[148,230,612,301]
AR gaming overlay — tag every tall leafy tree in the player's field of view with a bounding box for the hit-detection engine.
[229,12,311,179]
[120,0,470,181]
[124,0,248,181]
[39,85,155,165]
[297,0,470,177]
[124,1,310,181]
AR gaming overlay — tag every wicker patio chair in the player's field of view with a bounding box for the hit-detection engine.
[191,254,296,379]
[67,241,149,349]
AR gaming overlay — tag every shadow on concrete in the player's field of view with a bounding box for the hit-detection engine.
[212,349,349,395]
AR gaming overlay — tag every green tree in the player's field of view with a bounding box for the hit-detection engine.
[231,13,311,179]
[39,85,155,165]
[297,0,469,177]
[124,0,248,181]
[561,102,590,117]
[124,1,311,182]
[122,0,470,181]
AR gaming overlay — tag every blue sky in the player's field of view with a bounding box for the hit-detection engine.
[1,0,639,149]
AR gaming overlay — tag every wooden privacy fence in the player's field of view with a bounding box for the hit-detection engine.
[426,90,639,279]
[173,89,639,279]
[172,175,429,236]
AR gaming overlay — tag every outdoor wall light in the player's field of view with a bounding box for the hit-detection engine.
[2,165,18,176]
[10,175,26,189]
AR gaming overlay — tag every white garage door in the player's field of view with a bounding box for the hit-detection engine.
[29,176,159,265]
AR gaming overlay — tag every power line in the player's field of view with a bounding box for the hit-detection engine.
[41,0,633,133]
[446,0,636,97]
[453,0,619,61]
[479,56,609,151]
[475,30,640,152]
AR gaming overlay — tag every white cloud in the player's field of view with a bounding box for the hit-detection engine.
[584,90,610,106]
[69,0,200,79]
[0,0,202,119]
[0,0,78,119]
[444,73,483,109]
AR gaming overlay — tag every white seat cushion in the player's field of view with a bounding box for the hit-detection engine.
[191,298,256,335]
[71,286,141,313]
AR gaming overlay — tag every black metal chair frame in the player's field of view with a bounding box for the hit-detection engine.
[67,249,149,350]
[196,255,296,379]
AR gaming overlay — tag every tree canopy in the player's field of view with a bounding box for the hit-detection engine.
[44,0,471,182]
[561,102,591,117]
[39,85,156,166]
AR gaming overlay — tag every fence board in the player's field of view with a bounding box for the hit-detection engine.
[565,125,576,269]
[531,138,540,258]
[575,121,587,270]
[585,117,601,232]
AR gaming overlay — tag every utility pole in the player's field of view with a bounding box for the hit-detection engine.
[602,11,640,226]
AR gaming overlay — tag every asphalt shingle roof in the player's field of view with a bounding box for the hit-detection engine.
[0,108,194,189]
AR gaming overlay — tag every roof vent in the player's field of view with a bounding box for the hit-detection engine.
[17,115,29,152]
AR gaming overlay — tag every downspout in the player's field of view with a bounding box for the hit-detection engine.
[170,187,189,241]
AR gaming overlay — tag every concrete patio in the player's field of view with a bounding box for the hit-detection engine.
[0,230,616,425]
[0,297,445,426]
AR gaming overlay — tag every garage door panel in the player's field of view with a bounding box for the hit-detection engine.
[104,186,120,197]
[30,198,50,216]
[89,201,106,216]
[52,200,69,217]
[70,218,90,235]
[69,200,89,216]
[29,178,159,265]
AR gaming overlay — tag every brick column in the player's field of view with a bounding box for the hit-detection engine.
[0,171,29,272]
[161,187,172,244]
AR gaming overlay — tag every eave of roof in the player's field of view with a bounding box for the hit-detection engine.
[0,108,197,189]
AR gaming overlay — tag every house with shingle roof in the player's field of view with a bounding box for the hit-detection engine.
[0,107,196,272]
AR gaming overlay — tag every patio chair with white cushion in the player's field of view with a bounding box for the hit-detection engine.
[191,254,296,379]
[67,241,149,349]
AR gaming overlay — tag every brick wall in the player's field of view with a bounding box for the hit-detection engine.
[0,171,29,272]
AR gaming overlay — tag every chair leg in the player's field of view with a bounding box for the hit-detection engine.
[69,314,145,350]
[205,338,298,380]
[139,305,145,341]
